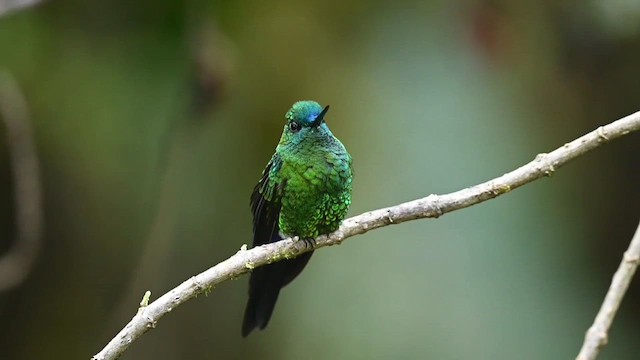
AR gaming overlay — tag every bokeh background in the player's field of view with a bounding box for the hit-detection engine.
[0,0,639,359]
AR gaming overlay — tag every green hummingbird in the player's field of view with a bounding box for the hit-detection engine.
[242,100,353,337]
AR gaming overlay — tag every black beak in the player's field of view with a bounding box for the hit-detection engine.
[311,105,330,127]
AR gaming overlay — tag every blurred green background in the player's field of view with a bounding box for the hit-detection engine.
[0,0,639,359]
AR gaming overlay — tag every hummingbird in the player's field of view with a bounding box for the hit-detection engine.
[242,100,353,337]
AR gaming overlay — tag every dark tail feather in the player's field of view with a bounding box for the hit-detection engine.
[241,251,314,337]
[281,251,313,287]
[241,263,282,337]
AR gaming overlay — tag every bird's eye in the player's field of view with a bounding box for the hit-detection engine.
[289,121,302,132]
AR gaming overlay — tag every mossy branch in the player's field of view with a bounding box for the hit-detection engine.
[93,111,640,360]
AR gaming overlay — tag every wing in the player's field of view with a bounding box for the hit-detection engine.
[243,154,286,336]
[244,154,314,336]
[249,154,283,247]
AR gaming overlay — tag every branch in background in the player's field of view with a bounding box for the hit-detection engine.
[0,0,44,18]
[93,111,640,360]
[0,71,43,291]
[107,18,237,335]
[576,220,640,360]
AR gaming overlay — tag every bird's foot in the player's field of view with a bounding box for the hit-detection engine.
[291,236,316,249]
[301,237,316,249]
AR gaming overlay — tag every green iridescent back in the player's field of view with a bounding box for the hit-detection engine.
[276,135,352,238]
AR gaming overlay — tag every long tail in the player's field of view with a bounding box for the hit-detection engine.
[241,251,313,337]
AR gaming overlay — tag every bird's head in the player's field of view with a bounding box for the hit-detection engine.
[278,100,332,148]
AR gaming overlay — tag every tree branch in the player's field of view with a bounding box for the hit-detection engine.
[576,220,640,360]
[93,110,640,360]
[0,71,43,291]
[0,0,44,18]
